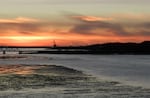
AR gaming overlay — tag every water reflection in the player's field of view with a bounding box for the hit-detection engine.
[0,65,43,75]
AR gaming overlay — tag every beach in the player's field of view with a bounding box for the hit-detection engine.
[0,54,150,98]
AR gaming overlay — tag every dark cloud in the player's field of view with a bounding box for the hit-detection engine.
[134,22,150,36]
[70,17,130,36]
[137,30,150,36]
[19,31,32,34]
[140,22,150,28]
[70,15,150,37]
[0,22,46,34]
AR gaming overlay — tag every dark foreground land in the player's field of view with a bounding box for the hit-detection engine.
[0,64,150,98]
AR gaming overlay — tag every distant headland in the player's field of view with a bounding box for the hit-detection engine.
[0,41,150,54]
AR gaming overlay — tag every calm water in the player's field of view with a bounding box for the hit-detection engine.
[0,54,150,88]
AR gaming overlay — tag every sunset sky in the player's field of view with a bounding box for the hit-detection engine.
[0,0,149,46]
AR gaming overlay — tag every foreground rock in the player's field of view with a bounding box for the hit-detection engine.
[0,65,150,98]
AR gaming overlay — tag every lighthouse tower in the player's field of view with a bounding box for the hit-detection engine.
[53,40,57,48]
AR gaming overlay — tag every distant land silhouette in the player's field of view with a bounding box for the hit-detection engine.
[38,41,150,54]
[0,41,150,54]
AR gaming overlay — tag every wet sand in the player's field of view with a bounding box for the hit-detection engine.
[0,64,150,98]
[0,55,27,59]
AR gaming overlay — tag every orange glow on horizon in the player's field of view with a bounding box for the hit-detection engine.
[0,36,52,40]
[0,35,149,46]
[0,36,55,46]
[0,15,149,46]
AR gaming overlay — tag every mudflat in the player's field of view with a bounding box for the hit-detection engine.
[0,64,150,98]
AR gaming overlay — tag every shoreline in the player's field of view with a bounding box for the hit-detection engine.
[0,64,150,98]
